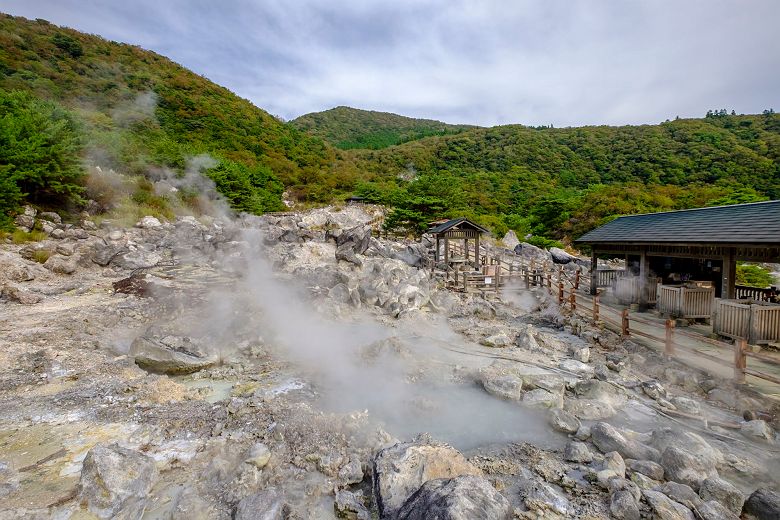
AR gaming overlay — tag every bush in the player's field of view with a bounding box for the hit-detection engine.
[524,235,565,250]
[31,249,52,263]
[0,90,84,229]
[736,263,776,288]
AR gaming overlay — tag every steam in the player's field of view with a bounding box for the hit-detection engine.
[192,228,562,450]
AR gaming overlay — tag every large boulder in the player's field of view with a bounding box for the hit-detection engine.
[743,488,780,520]
[661,446,717,490]
[653,481,703,511]
[78,444,158,519]
[591,422,660,462]
[334,226,372,266]
[518,479,571,517]
[697,500,740,520]
[43,254,77,274]
[129,334,218,375]
[372,438,482,518]
[234,488,285,520]
[611,489,641,520]
[396,475,510,520]
[501,230,520,250]
[698,477,744,515]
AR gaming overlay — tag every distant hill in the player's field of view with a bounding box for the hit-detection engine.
[291,106,477,149]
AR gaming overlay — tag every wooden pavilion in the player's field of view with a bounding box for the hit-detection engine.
[428,218,489,267]
[576,201,780,311]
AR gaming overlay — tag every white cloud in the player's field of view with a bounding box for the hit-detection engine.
[3,0,778,126]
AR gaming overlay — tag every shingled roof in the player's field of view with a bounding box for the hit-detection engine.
[575,200,780,245]
[428,217,489,235]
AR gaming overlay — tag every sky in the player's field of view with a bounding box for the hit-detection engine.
[2,0,779,127]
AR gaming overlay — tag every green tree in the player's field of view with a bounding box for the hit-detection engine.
[205,158,284,214]
[736,263,776,288]
[0,89,84,228]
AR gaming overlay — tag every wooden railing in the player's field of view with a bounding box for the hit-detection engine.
[596,269,624,288]
[713,299,780,345]
[735,285,776,302]
[656,285,715,319]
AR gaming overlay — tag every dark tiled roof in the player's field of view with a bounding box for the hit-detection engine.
[576,200,780,245]
[428,217,489,235]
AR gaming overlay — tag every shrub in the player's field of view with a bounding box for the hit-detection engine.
[736,263,776,288]
[0,90,84,229]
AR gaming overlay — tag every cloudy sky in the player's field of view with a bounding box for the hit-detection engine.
[2,0,779,126]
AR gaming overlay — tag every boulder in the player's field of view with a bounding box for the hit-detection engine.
[78,444,158,519]
[245,443,271,469]
[740,420,774,441]
[169,486,215,520]
[129,334,218,375]
[548,409,580,434]
[502,230,520,250]
[519,479,571,517]
[113,250,162,270]
[650,428,723,470]
[1,284,42,305]
[743,488,780,520]
[522,388,563,409]
[550,247,577,265]
[591,422,660,462]
[611,489,641,520]
[563,441,592,463]
[334,490,370,520]
[234,488,285,520]
[136,216,162,229]
[642,380,667,400]
[43,254,77,274]
[372,438,482,518]
[481,374,524,402]
[626,459,664,481]
[39,211,61,224]
[661,445,717,490]
[642,490,695,520]
[91,241,127,266]
[396,475,510,520]
[558,359,594,376]
[480,332,512,348]
[669,396,701,416]
[698,477,744,515]
[697,500,740,520]
[654,481,703,510]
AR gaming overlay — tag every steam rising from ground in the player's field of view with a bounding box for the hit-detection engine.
[201,228,560,450]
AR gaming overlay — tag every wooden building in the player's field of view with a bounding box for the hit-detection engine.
[575,201,780,309]
[428,218,489,267]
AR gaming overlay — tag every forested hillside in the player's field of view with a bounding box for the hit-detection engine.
[292,106,476,150]
[0,13,360,227]
[343,113,780,243]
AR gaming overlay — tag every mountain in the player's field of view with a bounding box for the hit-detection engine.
[0,13,358,224]
[291,106,477,150]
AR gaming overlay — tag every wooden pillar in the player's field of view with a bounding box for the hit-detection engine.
[444,236,449,264]
[435,236,440,262]
[475,234,480,265]
[722,248,736,299]
[638,246,648,310]
[590,249,598,295]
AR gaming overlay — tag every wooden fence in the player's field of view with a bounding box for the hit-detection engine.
[713,299,780,345]
[656,285,715,319]
[735,285,777,302]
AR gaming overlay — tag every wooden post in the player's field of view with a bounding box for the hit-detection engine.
[593,293,600,322]
[444,236,449,265]
[524,267,530,289]
[722,248,736,299]
[734,339,747,384]
[546,272,552,291]
[569,292,576,311]
[475,234,480,266]
[621,309,630,338]
[664,319,676,358]
[638,247,648,310]
[558,281,564,304]
[495,265,501,294]
[435,236,440,262]
[575,269,580,291]
[590,249,598,295]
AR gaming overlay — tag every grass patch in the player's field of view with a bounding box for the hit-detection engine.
[11,229,47,244]
[31,249,52,263]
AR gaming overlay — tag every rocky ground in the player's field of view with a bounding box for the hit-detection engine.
[1,205,779,519]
